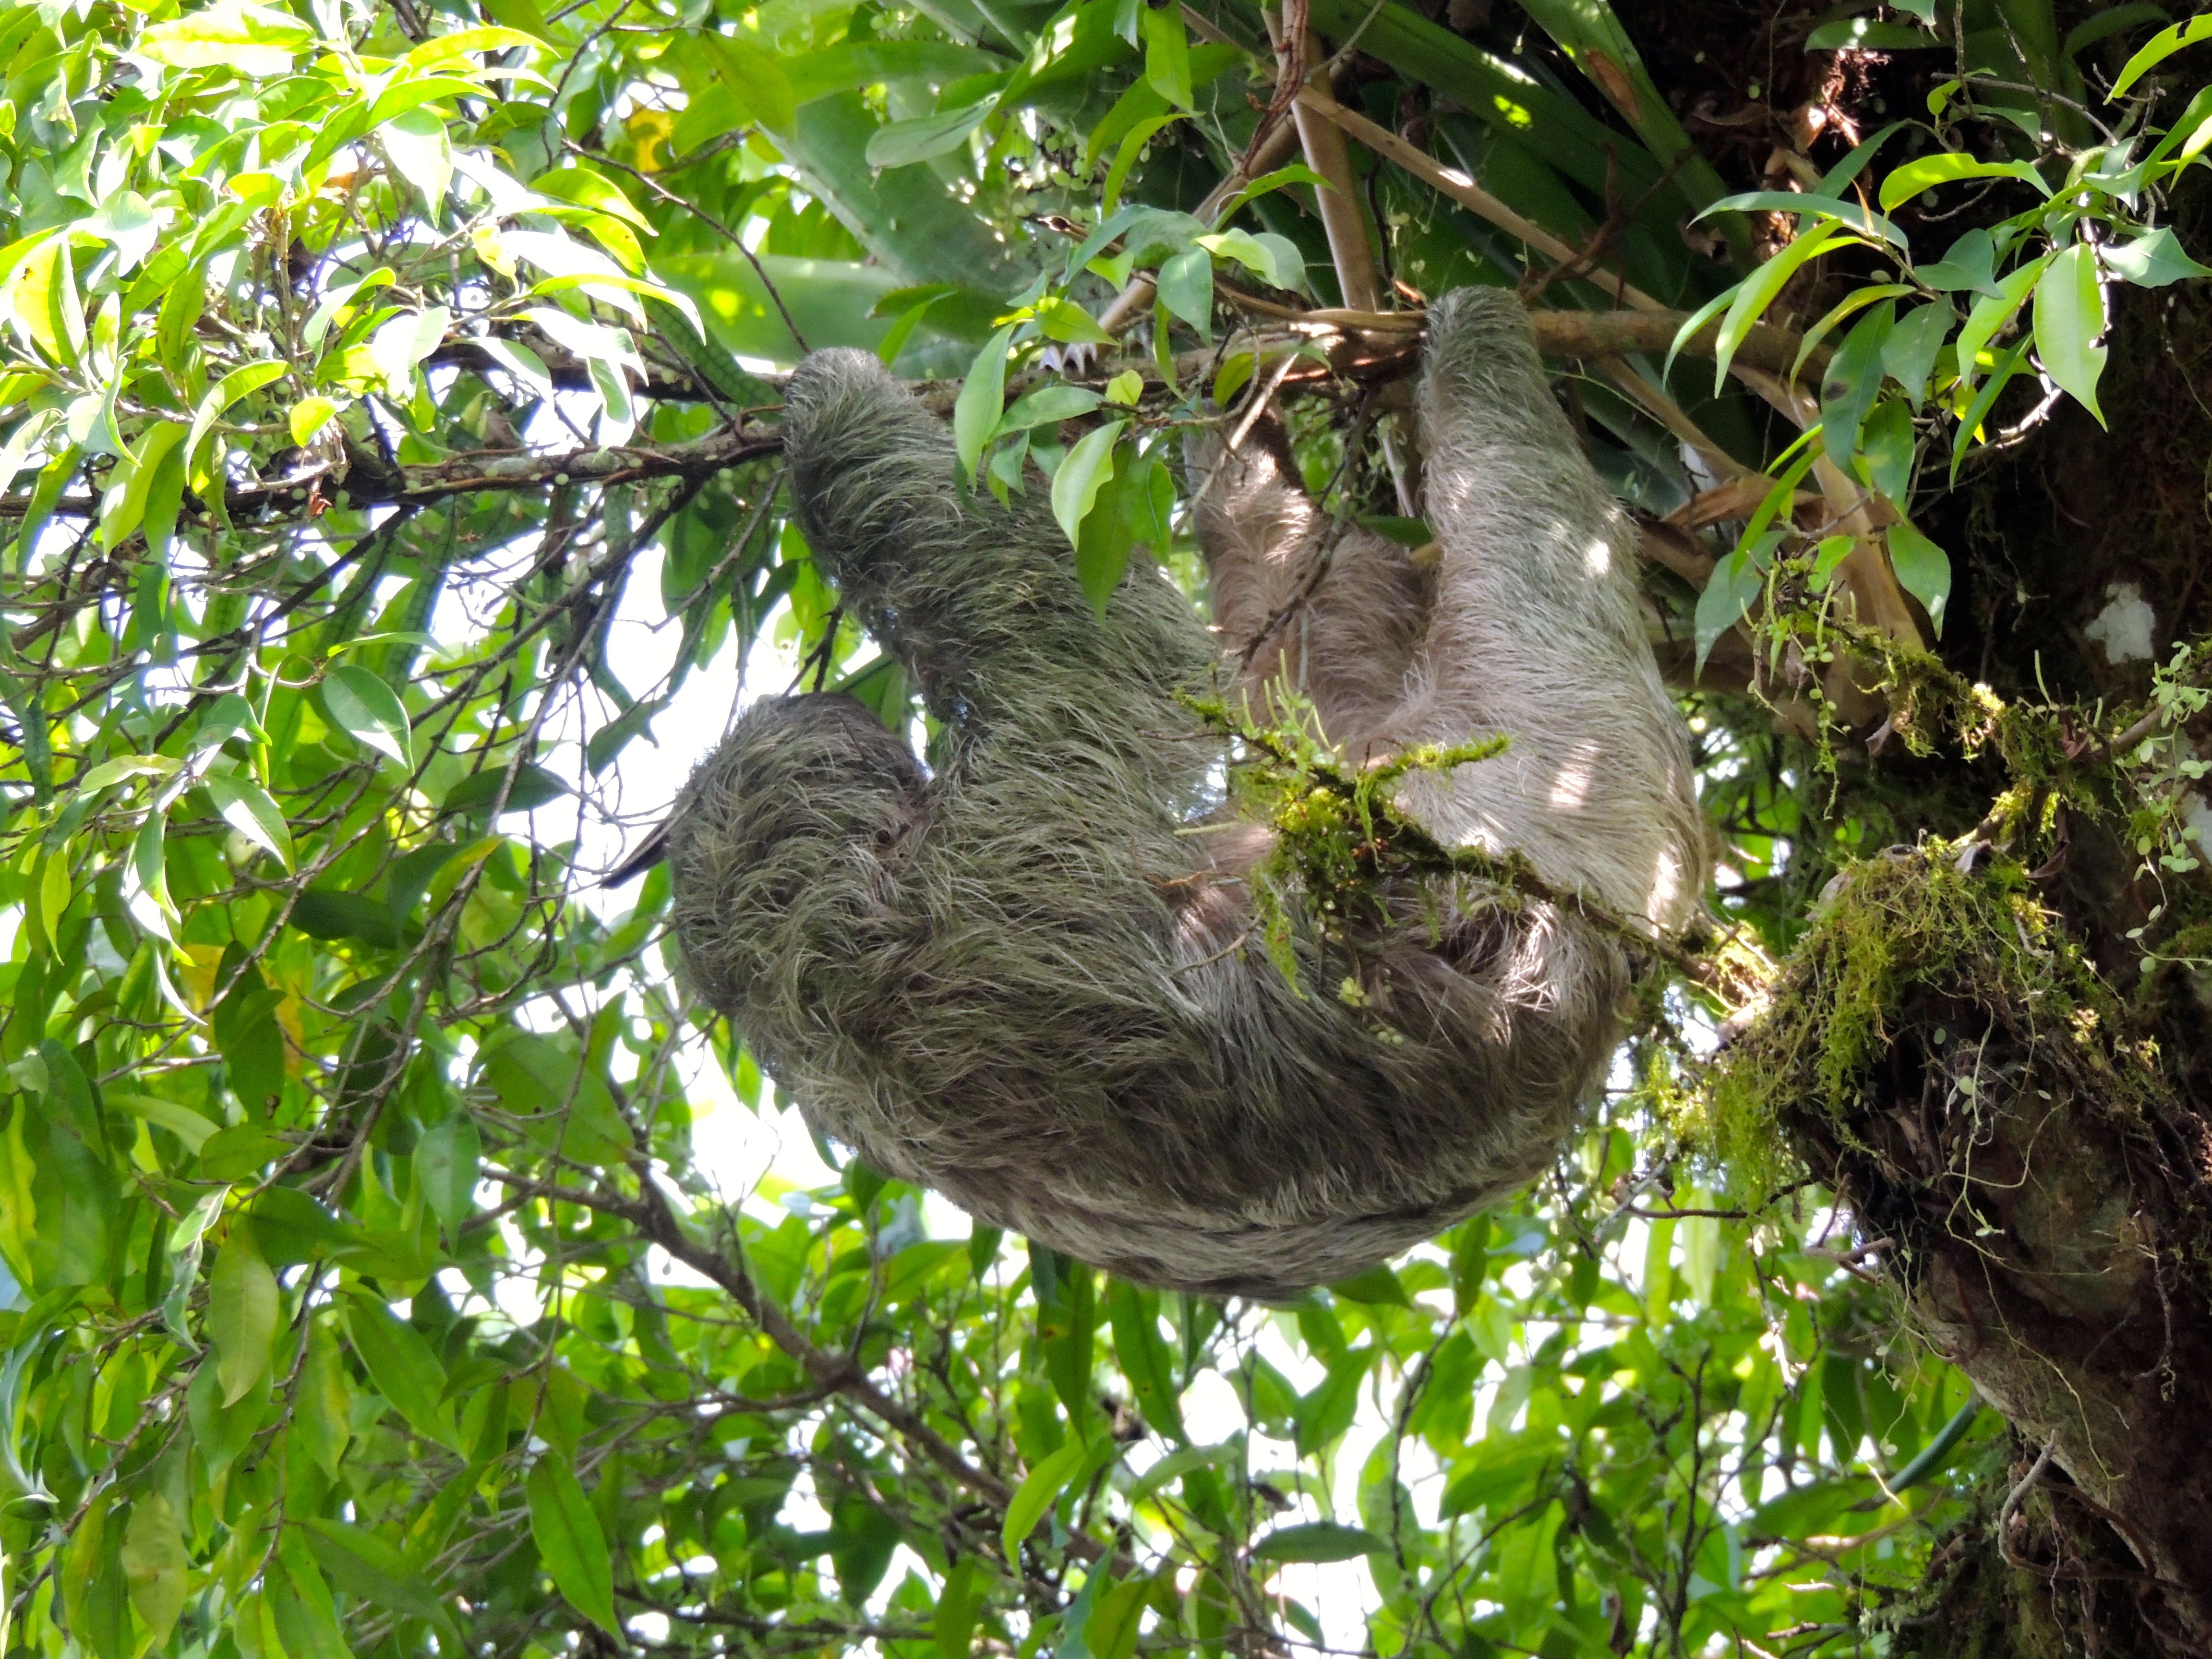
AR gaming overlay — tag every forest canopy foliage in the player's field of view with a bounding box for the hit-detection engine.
[2,0,2212,1654]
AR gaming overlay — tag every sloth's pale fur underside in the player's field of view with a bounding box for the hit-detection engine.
[668,288,1708,1297]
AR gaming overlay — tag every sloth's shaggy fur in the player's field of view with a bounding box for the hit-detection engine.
[668,289,1707,1296]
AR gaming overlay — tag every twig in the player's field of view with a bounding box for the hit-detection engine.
[567,140,810,354]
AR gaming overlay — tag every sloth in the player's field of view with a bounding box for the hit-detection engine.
[666,288,1707,1297]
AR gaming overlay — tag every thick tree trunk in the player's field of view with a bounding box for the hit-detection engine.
[1748,269,2212,1654]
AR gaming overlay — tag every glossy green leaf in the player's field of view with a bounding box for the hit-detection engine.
[1887,521,1952,634]
[1003,1439,1089,1563]
[529,1451,620,1634]
[2110,11,2212,96]
[1051,419,1125,550]
[322,664,413,766]
[2032,244,2107,426]
[955,324,1019,484]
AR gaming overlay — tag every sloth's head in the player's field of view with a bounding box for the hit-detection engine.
[666,694,924,1018]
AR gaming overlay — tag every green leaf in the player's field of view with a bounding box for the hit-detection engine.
[2111,11,2212,97]
[1878,153,2047,212]
[270,1538,352,1659]
[955,324,1019,484]
[529,1451,620,1634]
[1881,301,1952,407]
[1214,164,1335,224]
[477,1029,635,1166]
[186,361,287,472]
[2103,226,2211,289]
[289,395,340,446]
[1155,247,1213,339]
[1103,114,1181,217]
[1818,302,1894,464]
[1857,398,1916,506]
[1142,4,1192,109]
[699,32,800,132]
[62,1492,130,1659]
[1002,1439,1089,1563]
[1698,190,1906,249]
[297,1320,353,1478]
[414,1113,481,1231]
[120,1494,190,1647]
[1713,222,1854,392]
[1052,420,1125,551]
[1887,522,1951,635]
[1033,296,1116,345]
[203,772,294,870]
[1694,533,1780,672]
[322,663,413,766]
[934,1557,985,1659]
[1250,1521,1388,1563]
[344,1292,462,1450]
[997,384,1106,436]
[1106,1280,1185,1443]
[1805,16,1938,48]
[1197,228,1308,293]
[287,887,405,947]
[209,1221,278,1405]
[441,761,571,815]
[2032,243,2107,426]
[1328,1264,1412,1305]
[297,1518,462,1645]
[866,97,998,168]
[138,0,313,73]
[530,165,653,230]
[382,107,455,210]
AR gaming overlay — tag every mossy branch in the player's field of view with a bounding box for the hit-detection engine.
[1186,689,1713,985]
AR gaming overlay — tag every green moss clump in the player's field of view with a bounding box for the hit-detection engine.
[1689,847,2155,1199]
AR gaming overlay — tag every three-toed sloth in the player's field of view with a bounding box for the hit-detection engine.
[667,288,1707,1298]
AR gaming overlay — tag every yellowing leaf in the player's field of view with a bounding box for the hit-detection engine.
[289,396,339,446]
[8,237,85,368]
[138,1,313,74]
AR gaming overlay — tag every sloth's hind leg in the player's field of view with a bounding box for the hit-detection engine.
[1184,417,1429,757]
